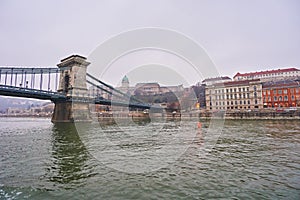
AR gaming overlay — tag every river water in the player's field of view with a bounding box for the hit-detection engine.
[0,117,299,199]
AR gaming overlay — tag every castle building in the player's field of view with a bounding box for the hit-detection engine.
[121,75,129,90]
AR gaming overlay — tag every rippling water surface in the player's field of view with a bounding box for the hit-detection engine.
[0,118,299,199]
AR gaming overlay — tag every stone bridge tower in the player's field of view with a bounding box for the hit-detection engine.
[51,55,91,123]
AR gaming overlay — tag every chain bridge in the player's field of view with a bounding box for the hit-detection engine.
[0,55,155,122]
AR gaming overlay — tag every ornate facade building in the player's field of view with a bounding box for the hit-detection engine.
[205,79,263,110]
[262,78,300,108]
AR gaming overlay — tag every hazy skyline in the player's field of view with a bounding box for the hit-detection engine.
[1,0,300,85]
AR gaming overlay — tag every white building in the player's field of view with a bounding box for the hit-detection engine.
[233,68,300,81]
[206,79,263,110]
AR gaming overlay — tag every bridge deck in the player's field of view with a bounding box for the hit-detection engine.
[0,84,66,101]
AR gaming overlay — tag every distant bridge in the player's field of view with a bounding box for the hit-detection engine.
[0,55,157,122]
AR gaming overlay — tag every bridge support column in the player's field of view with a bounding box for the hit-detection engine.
[51,55,91,123]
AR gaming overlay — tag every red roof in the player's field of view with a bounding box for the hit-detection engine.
[233,68,299,78]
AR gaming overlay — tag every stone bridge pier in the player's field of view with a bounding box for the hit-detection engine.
[51,55,91,123]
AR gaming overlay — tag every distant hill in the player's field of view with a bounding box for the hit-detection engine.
[0,96,49,113]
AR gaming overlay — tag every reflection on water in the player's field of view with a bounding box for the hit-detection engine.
[45,123,97,189]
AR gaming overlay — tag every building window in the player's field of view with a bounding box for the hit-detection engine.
[248,100,250,104]
[278,90,282,94]
[255,99,258,104]
[243,88,245,92]
[240,100,242,105]
[231,101,233,105]
[239,88,241,92]
[292,95,295,100]
[226,89,229,93]
[234,88,236,92]
[244,100,246,104]
[274,96,277,101]
[230,88,232,93]
[273,89,277,94]
[279,96,282,101]
[284,96,288,101]
[234,94,237,99]
[247,93,250,98]
[254,86,257,91]
[283,89,287,94]
[247,87,249,92]
[254,92,257,98]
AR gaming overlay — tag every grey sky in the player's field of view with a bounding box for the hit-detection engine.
[0,0,299,86]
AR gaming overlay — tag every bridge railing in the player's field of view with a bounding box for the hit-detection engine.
[0,67,60,92]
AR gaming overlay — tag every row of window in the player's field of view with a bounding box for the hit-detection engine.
[214,93,253,100]
[263,88,299,95]
[238,71,298,79]
[211,87,251,94]
[264,95,295,102]
[212,99,258,106]
[211,106,252,110]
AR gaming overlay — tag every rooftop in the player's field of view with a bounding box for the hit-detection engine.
[262,78,300,88]
[135,82,160,88]
[211,79,261,87]
[233,68,299,78]
[202,76,231,82]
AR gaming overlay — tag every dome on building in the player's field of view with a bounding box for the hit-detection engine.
[121,75,129,89]
[122,75,129,83]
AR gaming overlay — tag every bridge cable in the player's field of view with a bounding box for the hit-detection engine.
[86,73,145,104]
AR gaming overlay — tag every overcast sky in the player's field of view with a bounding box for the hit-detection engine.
[1,0,299,86]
